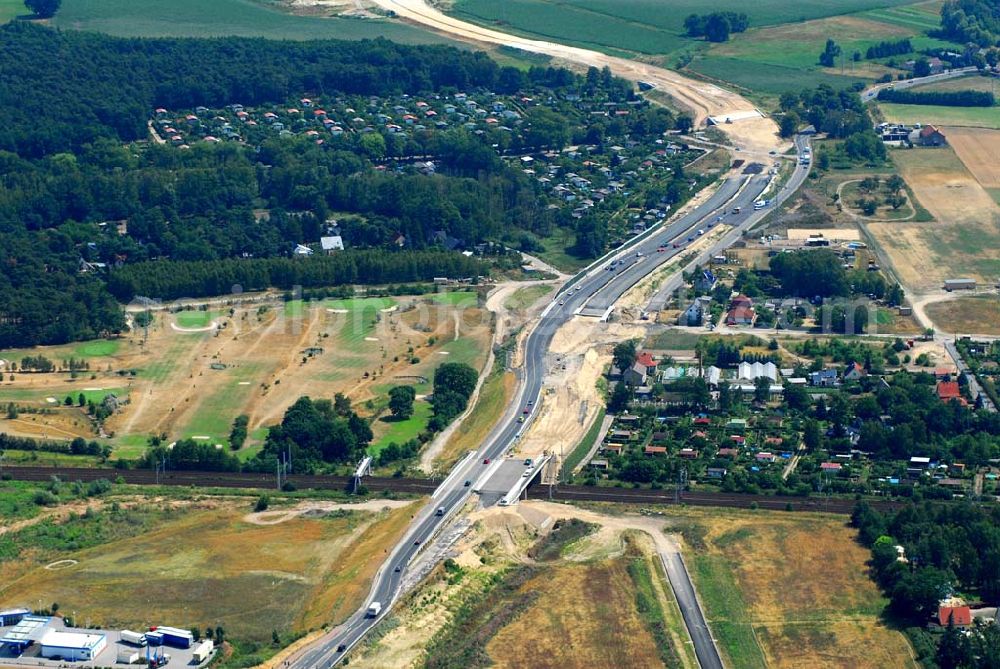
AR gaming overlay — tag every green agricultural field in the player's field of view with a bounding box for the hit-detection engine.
[878,103,1000,129]
[452,0,924,58]
[0,0,25,22]
[860,1,943,31]
[687,57,866,96]
[452,0,686,56]
[53,0,455,43]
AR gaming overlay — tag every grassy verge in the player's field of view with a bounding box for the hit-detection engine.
[503,284,554,310]
[561,408,605,482]
[689,554,767,669]
[628,550,684,668]
[433,368,515,470]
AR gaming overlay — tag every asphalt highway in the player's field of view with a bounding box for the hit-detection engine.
[289,138,813,668]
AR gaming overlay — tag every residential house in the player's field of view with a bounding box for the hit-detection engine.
[810,369,840,387]
[843,362,866,381]
[717,448,739,458]
[937,381,962,403]
[820,462,843,473]
[725,294,756,326]
[644,446,667,456]
[678,448,699,459]
[695,269,717,293]
[755,452,777,463]
[293,244,314,257]
[320,236,344,253]
[913,125,947,147]
[707,467,727,479]
[937,606,972,628]
[623,363,648,387]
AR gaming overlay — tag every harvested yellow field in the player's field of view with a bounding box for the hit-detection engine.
[946,127,1000,189]
[683,509,917,669]
[868,147,1000,290]
[487,559,663,669]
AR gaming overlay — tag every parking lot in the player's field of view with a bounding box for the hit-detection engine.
[0,618,207,668]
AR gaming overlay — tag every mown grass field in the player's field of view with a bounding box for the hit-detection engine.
[0,503,415,645]
[679,509,916,669]
[174,310,221,329]
[369,400,432,454]
[53,0,455,43]
[911,74,1000,94]
[877,102,1000,129]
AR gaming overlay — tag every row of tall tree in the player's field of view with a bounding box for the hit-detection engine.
[878,88,996,107]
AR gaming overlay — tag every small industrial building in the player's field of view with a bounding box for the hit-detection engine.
[0,608,29,627]
[944,278,976,291]
[1,615,51,654]
[39,629,107,661]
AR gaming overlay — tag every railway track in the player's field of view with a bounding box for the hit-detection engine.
[0,465,908,514]
[1,465,439,495]
[528,484,906,514]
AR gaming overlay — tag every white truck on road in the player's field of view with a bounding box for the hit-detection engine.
[367,602,382,617]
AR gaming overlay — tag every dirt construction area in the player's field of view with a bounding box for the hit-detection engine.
[515,319,647,462]
[867,146,1000,291]
[348,500,698,669]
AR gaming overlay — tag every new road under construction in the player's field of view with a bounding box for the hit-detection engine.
[5,141,822,668]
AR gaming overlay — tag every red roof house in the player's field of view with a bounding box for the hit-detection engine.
[938,605,972,627]
[937,381,961,402]
[636,351,657,374]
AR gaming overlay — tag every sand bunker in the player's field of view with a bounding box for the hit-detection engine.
[170,321,219,333]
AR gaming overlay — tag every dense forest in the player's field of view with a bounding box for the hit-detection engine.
[940,0,1000,47]
[778,85,886,163]
[0,23,697,347]
[0,22,508,157]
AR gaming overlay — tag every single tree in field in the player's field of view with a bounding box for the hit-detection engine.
[819,39,842,67]
[704,14,731,43]
[24,0,61,18]
[886,174,905,194]
[388,385,416,420]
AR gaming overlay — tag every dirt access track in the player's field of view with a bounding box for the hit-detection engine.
[371,0,783,156]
